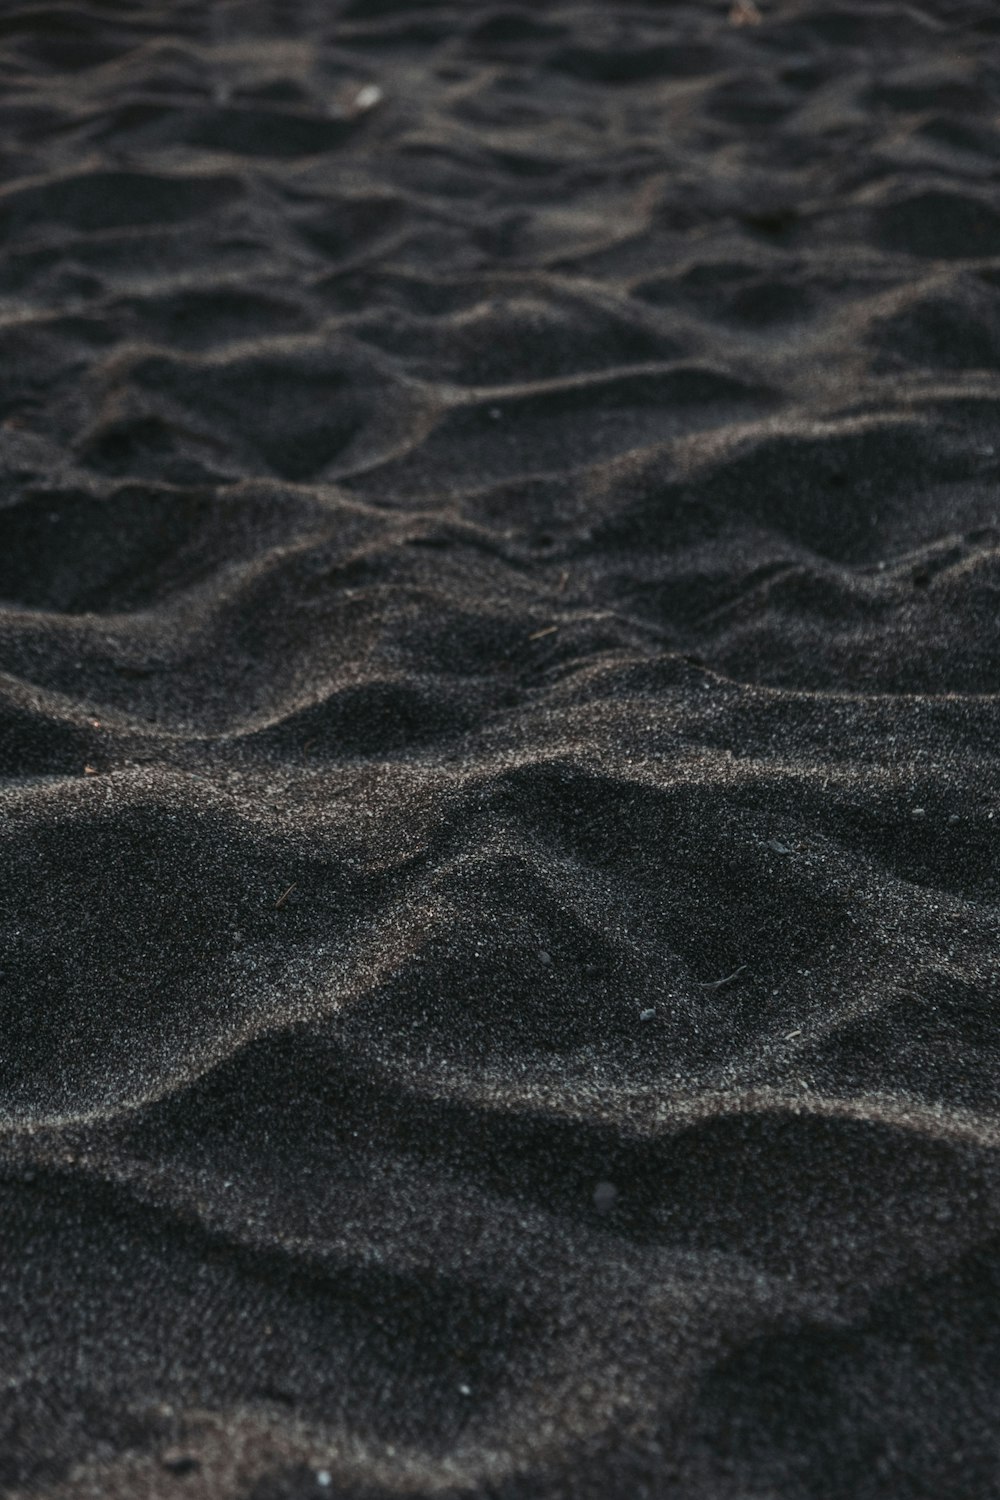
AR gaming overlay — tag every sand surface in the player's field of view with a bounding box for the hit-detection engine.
[2,1,1000,1496]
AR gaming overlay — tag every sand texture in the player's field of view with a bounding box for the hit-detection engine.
[2,1,1000,1496]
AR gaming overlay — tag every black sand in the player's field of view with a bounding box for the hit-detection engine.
[2,1,1000,1496]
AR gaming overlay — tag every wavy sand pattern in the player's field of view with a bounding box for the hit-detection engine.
[2,2,1000,1496]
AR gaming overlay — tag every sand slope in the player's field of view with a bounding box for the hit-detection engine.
[2,2,1000,1496]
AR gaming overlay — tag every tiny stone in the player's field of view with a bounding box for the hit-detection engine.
[458,1383,472,1397]
[160,1451,200,1477]
[538,950,552,966]
[316,1470,332,1488]
[639,1008,656,1022]
[912,807,926,818]
[593,1180,618,1214]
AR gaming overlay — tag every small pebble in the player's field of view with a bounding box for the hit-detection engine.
[538,950,552,966]
[316,1471,332,1489]
[639,1007,656,1022]
[593,1181,618,1214]
[912,807,926,818]
[458,1383,472,1397]
[160,1451,200,1477]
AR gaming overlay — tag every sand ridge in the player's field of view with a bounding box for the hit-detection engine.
[2,2,1000,1496]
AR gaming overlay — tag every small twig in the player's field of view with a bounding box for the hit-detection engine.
[274,882,298,910]
[528,624,559,642]
[556,570,569,595]
[697,964,748,990]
